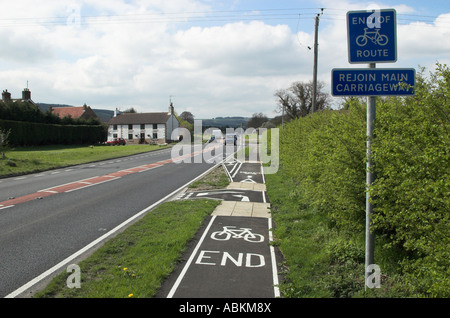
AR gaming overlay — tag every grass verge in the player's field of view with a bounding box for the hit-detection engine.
[265,165,413,298]
[34,199,221,298]
[188,164,230,191]
[0,144,168,178]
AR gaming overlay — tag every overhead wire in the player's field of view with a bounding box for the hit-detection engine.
[0,7,448,29]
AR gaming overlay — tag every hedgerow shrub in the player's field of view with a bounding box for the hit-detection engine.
[277,63,449,297]
[371,63,449,297]
[0,119,107,146]
[280,102,367,232]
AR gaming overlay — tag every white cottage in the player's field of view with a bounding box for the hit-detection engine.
[107,105,179,144]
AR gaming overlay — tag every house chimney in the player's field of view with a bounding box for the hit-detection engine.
[169,102,174,115]
[2,89,11,102]
[22,88,31,101]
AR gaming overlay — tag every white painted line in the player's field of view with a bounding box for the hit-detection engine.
[260,165,266,184]
[0,205,14,210]
[167,215,217,298]
[231,162,243,179]
[5,159,224,298]
[268,218,280,298]
[14,177,27,181]
[64,178,118,193]
[38,176,100,193]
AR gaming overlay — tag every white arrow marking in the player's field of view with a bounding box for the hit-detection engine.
[232,195,250,202]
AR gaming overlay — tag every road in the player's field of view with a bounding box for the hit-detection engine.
[0,144,224,298]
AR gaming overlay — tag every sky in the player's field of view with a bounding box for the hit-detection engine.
[0,0,449,119]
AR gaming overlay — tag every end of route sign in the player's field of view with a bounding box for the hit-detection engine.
[347,9,397,63]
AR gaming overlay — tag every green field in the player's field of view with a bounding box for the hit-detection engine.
[0,144,168,178]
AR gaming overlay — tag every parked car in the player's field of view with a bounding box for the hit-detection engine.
[107,138,126,146]
[224,133,237,146]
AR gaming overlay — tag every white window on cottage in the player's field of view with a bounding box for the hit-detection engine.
[128,134,133,140]
[113,125,118,130]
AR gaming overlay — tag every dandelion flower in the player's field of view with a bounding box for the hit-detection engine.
[128,293,133,297]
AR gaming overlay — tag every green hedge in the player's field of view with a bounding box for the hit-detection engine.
[371,64,449,296]
[0,119,107,146]
[279,63,449,297]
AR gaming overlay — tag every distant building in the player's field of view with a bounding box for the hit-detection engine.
[1,88,36,106]
[107,103,179,144]
[51,104,100,121]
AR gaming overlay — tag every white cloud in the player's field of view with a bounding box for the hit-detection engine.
[0,1,449,119]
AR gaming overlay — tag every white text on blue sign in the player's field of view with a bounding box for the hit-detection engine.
[331,68,415,96]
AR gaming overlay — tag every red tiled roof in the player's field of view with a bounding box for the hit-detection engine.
[52,107,86,119]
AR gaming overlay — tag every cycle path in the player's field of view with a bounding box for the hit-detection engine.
[157,155,281,298]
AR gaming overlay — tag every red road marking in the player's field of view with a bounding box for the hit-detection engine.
[0,191,54,208]
[0,150,206,209]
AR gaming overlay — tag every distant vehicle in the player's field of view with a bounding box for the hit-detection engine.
[107,138,126,146]
[208,129,223,143]
[224,133,237,146]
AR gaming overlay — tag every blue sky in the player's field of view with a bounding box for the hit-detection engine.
[0,0,449,118]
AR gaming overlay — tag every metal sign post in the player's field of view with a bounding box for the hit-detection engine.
[365,63,376,288]
[331,8,416,290]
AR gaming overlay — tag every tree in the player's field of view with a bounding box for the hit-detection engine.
[274,80,330,119]
[180,111,194,125]
[247,112,268,128]
[123,107,137,113]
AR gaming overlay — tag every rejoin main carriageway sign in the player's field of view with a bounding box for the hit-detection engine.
[347,9,397,63]
[331,68,415,96]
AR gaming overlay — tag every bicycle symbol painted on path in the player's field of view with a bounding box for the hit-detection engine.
[211,226,264,243]
[356,28,388,46]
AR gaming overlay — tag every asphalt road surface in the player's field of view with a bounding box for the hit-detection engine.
[0,145,224,298]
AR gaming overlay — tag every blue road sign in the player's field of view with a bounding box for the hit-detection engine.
[331,68,415,96]
[347,9,397,63]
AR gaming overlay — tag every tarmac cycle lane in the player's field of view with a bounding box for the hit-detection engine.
[161,215,279,298]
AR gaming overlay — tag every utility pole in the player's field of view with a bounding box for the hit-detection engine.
[311,9,323,113]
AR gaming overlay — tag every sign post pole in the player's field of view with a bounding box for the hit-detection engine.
[365,62,376,289]
[333,8,414,290]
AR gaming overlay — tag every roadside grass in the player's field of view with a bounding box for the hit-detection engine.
[34,164,228,298]
[0,144,168,178]
[265,165,413,298]
[34,199,220,298]
[188,164,230,191]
